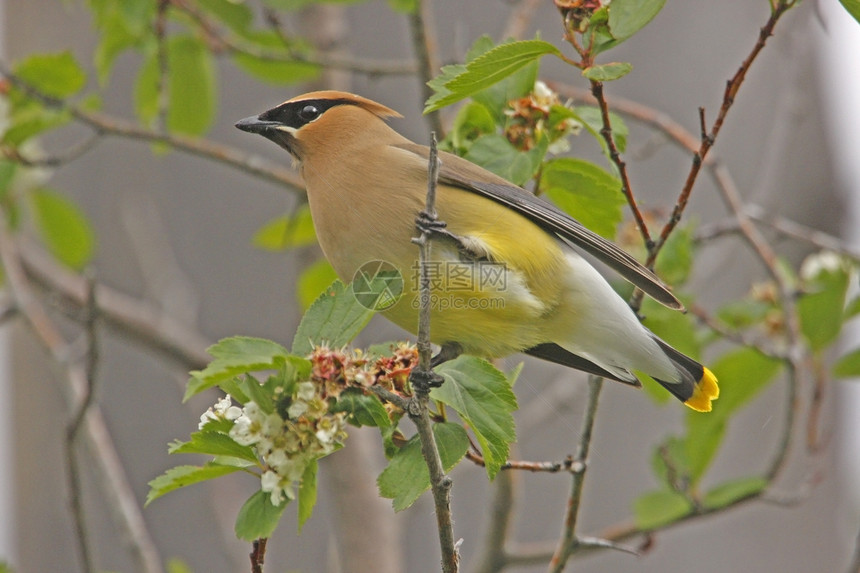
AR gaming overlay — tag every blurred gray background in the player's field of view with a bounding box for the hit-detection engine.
[6,0,858,572]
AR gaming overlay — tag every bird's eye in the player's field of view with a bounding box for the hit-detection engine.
[298,104,321,122]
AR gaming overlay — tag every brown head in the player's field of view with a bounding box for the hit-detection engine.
[235,91,403,162]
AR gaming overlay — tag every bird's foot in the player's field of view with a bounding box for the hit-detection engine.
[409,368,445,394]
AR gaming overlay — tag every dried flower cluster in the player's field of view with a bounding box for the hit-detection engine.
[199,343,419,506]
[505,81,581,153]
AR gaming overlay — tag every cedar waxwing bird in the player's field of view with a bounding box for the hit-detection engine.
[235,91,719,412]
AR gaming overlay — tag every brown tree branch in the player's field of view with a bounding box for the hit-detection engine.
[0,65,304,191]
[408,0,445,136]
[0,227,165,573]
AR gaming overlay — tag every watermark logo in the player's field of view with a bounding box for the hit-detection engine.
[352,260,405,311]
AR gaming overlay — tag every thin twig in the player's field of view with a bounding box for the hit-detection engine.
[473,469,516,573]
[65,274,99,573]
[408,0,445,136]
[408,133,458,573]
[646,0,798,267]
[466,450,578,473]
[590,80,652,249]
[173,0,417,76]
[0,65,304,191]
[0,225,165,573]
[250,537,267,573]
[18,239,211,369]
[548,375,604,572]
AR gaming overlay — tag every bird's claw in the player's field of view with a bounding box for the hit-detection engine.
[409,368,445,394]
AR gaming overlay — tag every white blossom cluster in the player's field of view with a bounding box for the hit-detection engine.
[200,382,348,507]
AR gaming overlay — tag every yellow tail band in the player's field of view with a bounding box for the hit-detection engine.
[684,367,720,413]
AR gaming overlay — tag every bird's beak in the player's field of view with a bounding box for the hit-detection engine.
[235,115,300,158]
[235,115,278,134]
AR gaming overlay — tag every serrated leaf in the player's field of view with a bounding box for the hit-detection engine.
[297,459,317,531]
[540,157,625,239]
[633,489,692,530]
[169,430,259,464]
[702,476,767,510]
[232,31,320,85]
[377,422,469,511]
[582,62,633,82]
[146,463,240,505]
[425,40,561,113]
[2,102,71,146]
[431,356,517,479]
[234,489,288,541]
[834,348,860,379]
[331,387,392,428]
[464,134,544,186]
[297,259,339,311]
[167,36,217,135]
[30,188,95,270]
[253,204,317,251]
[15,52,86,98]
[185,337,291,401]
[291,280,375,356]
[683,348,781,483]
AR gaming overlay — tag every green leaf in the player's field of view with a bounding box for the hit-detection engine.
[197,0,254,34]
[146,463,240,505]
[262,0,367,9]
[291,280,376,356]
[167,36,217,135]
[607,0,667,43]
[297,459,318,532]
[252,204,318,251]
[573,106,629,156]
[2,101,71,146]
[238,375,276,415]
[232,31,321,85]
[432,356,517,479]
[797,257,850,351]
[655,225,694,286]
[633,490,692,530]
[387,0,418,13]
[424,40,561,113]
[702,476,767,510]
[834,348,860,379]
[29,188,96,270]
[839,0,860,25]
[377,422,469,511]
[297,259,339,311]
[445,101,497,154]
[582,62,633,82]
[234,489,289,541]
[464,134,544,186]
[651,436,689,492]
[540,158,625,239]
[683,348,781,483]
[185,336,291,401]
[15,52,86,98]
[166,557,193,573]
[93,6,143,84]
[169,430,259,464]
[331,387,392,428]
[640,296,700,361]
